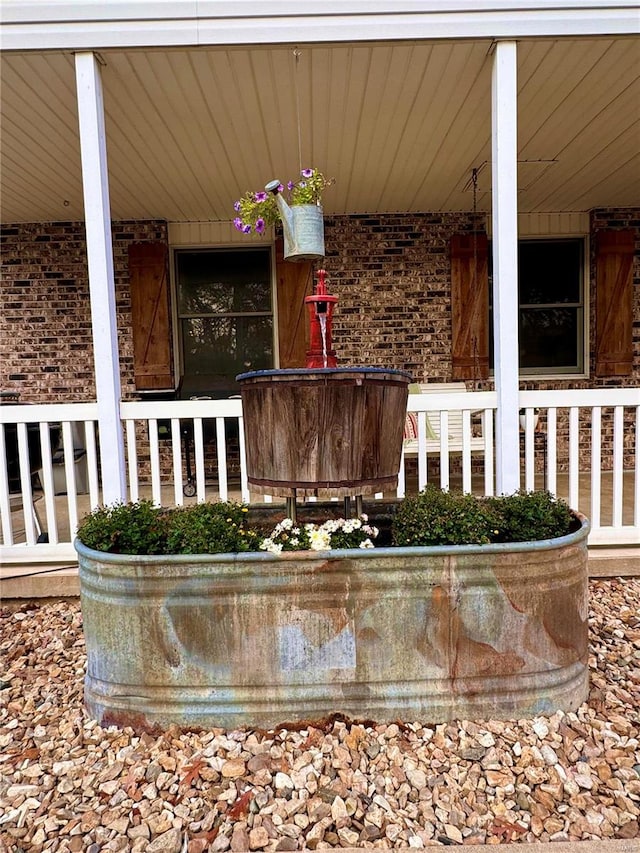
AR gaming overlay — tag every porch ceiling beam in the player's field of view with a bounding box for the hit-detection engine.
[75,51,127,506]
[491,40,520,496]
[2,2,639,51]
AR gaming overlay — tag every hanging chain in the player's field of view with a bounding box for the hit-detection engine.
[471,167,480,388]
[293,48,303,172]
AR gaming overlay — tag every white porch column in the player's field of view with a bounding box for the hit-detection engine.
[75,52,127,504]
[491,40,520,495]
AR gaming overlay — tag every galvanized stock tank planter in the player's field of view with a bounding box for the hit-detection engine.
[76,513,589,731]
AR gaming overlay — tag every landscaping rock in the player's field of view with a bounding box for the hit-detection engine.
[0,579,638,848]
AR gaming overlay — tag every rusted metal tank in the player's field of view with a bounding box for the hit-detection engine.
[236,367,411,497]
[76,513,589,731]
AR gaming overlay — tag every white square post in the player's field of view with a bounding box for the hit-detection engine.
[491,40,520,495]
[75,51,127,504]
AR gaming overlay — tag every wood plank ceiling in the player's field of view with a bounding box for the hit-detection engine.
[1,36,638,224]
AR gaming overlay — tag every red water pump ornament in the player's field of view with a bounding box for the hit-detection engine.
[305,269,338,368]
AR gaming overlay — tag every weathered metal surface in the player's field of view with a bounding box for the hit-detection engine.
[237,367,411,498]
[77,514,589,730]
[276,201,325,261]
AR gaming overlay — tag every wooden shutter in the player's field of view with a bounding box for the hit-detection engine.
[450,233,489,380]
[595,229,634,376]
[128,242,174,390]
[275,237,313,368]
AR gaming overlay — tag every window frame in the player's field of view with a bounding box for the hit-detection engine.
[489,235,589,379]
[171,245,278,392]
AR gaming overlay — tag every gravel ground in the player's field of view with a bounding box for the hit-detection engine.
[1,578,639,852]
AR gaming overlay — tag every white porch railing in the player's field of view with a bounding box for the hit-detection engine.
[1,387,638,562]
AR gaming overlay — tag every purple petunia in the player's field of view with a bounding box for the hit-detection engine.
[254,191,267,202]
[255,218,265,234]
[287,181,295,190]
[233,217,243,231]
[242,224,251,233]
[278,184,284,193]
[233,200,241,212]
[301,168,313,178]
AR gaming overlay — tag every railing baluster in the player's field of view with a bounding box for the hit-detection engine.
[523,409,536,492]
[462,411,472,494]
[58,422,79,539]
[613,405,624,528]
[568,407,580,511]
[39,422,58,544]
[18,423,38,545]
[590,407,602,530]
[417,411,428,491]
[193,418,205,503]
[483,410,494,497]
[149,419,162,506]
[238,415,250,504]
[171,417,183,507]
[439,410,450,491]
[546,407,557,497]
[0,425,14,546]
[216,417,228,501]
[85,420,100,508]
[126,419,139,502]
[397,447,406,499]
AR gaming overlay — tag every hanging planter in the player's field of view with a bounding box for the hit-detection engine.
[274,199,324,261]
[233,168,331,262]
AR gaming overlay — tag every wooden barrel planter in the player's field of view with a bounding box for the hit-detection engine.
[237,367,412,497]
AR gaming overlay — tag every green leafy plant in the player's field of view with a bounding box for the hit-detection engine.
[165,501,260,554]
[487,489,573,543]
[233,168,333,234]
[77,490,574,556]
[75,500,168,554]
[392,485,574,547]
[392,485,498,547]
[76,500,259,555]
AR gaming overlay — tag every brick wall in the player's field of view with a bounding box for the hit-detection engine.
[0,220,167,403]
[1,211,638,401]
[324,213,481,382]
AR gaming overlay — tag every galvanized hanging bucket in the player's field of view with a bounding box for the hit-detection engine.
[281,204,325,261]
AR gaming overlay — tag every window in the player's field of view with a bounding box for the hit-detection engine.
[175,248,274,396]
[490,238,586,375]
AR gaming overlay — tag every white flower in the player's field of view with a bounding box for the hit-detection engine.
[259,538,283,554]
[359,539,375,549]
[309,529,331,550]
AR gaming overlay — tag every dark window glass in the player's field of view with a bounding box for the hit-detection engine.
[518,240,582,305]
[176,248,273,394]
[489,238,584,374]
[519,307,579,369]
